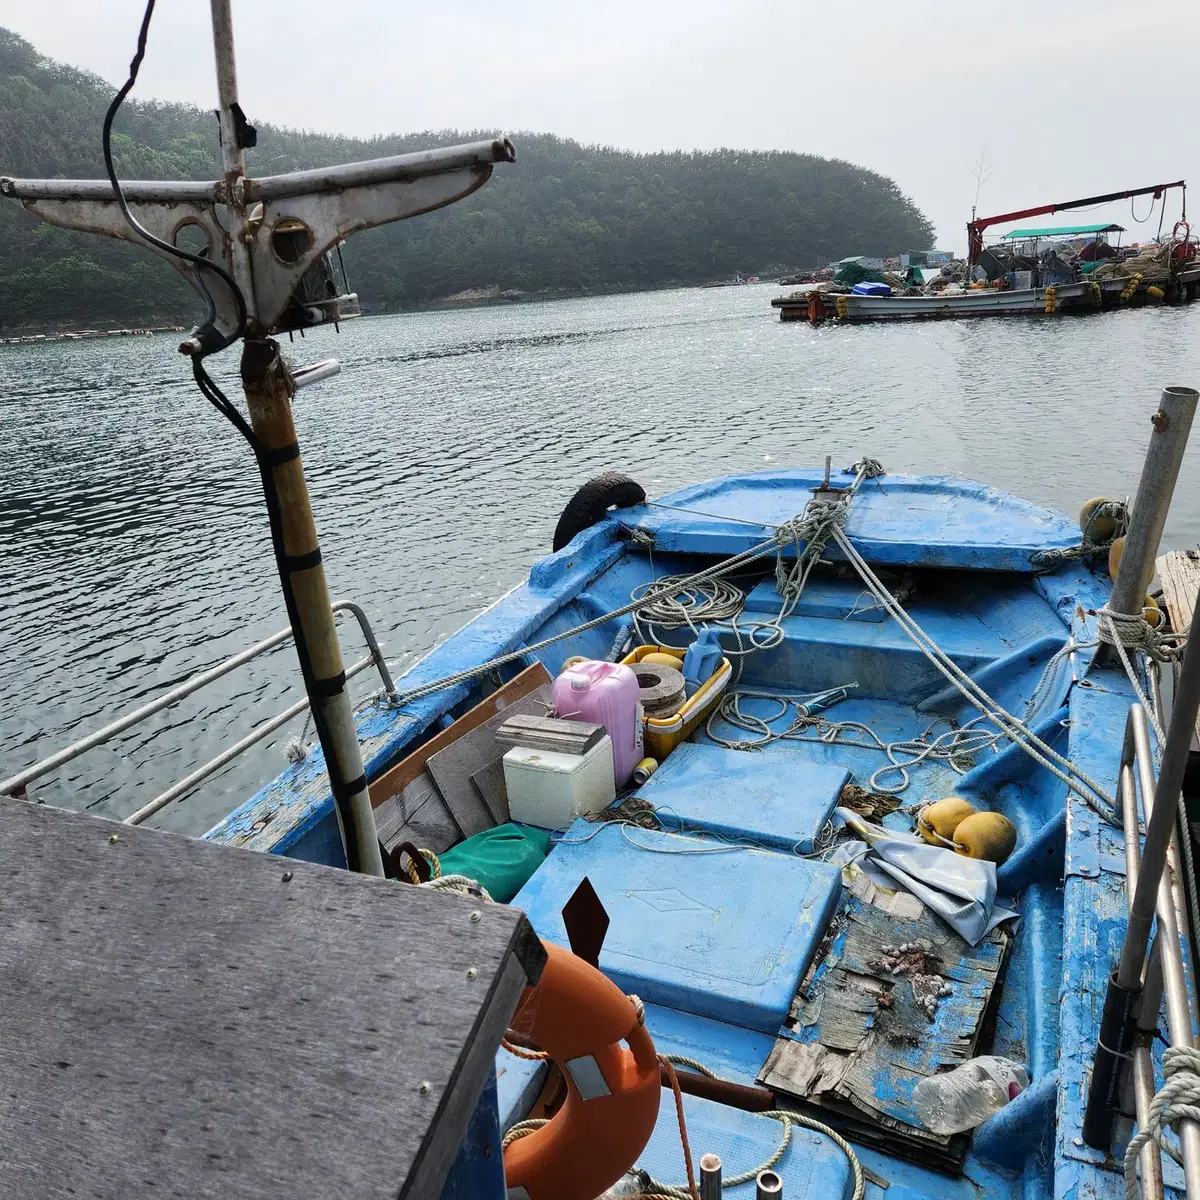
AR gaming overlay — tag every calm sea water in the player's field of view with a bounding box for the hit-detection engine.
[2,286,1199,835]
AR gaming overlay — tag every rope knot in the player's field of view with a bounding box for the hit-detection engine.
[849,457,885,478]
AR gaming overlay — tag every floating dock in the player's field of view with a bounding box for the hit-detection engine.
[774,267,1200,323]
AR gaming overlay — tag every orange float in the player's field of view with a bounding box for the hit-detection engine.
[503,941,661,1200]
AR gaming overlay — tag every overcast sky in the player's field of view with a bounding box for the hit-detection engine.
[6,0,1197,251]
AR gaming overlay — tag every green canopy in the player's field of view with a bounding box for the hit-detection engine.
[999,223,1125,239]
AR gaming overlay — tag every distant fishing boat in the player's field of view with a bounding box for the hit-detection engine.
[776,180,1200,323]
[4,5,1200,1199]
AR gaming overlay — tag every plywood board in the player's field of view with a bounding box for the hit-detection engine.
[372,662,552,806]
[0,798,543,1200]
[426,687,552,838]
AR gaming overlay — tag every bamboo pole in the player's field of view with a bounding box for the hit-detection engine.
[241,338,383,876]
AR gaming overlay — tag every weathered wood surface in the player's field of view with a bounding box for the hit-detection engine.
[371,663,552,854]
[0,798,543,1200]
[759,894,1008,1171]
[1158,548,1200,743]
[372,663,551,805]
[426,687,552,839]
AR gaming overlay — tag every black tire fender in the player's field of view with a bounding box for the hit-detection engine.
[552,472,646,552]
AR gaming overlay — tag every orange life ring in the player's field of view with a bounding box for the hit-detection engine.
[503,941,660,1200]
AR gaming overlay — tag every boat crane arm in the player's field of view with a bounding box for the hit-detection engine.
[966,179,1186,264]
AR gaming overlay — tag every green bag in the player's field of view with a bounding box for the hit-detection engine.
[436,823,553,903]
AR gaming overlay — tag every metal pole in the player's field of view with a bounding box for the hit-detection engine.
[756,1170,783,1198]
[1133,714,1200,1196]
[1119,745,1166,1198]
[241,339,384,876]
[699,1154,722,1200]
[1118,586,1200,988]
[1109,386,1198,617]
[123,652,375,827]
[206,4,381,876]
[209,0,256,315]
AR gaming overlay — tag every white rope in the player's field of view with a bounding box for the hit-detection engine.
[418,874,493,902]
[830,525,1120,823]
[390,462,876,710]
[705,688,1001,795]
[1124,1046,1200,1200]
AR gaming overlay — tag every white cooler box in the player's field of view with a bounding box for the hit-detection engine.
[503,734,616,831]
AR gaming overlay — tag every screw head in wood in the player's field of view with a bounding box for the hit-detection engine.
[466,967,478,981]
[470,910,482,922]
[281,871,293,882]
[419,1081,431,1095]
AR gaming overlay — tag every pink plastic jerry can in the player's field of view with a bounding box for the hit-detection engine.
[551,660,644,787]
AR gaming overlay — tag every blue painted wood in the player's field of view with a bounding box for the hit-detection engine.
[513,821,842,1033]
[439,1071,506,1200]
[743,574,888,622]
[632,741,849,853]
[617,470,1081,571]
[636,1091,854,1198]
[195,461,1160,1200]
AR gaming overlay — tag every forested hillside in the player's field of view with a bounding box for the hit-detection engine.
[0,29,935,328]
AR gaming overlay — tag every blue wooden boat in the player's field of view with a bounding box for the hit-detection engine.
[197,456,1197,1200]
[4,3,1197,1193]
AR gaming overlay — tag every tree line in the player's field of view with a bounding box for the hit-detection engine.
[0,28,935,329]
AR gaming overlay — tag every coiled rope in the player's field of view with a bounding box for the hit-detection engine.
[387,461,878,710]
[1124,1046,1200,1200]
[1029,499,1128,571]
[829,524,1120,823]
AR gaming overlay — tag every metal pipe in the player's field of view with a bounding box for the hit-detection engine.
[0,139,517,206]
[699,1154,722,1200]
[249,139,517,200]
[1118,586,1200,990]
[292,359,342,391]
[0,601,390,797]
[1109,386,1198,616]
[0,176,220,202]
[1117,741,1166,1197]
[209,0,256,317]
[756,1170,783,1198]
[1133,716,1200,1195]
[123,653,374,827]
[0,626,292,794]
[1132,1043,1166,1200]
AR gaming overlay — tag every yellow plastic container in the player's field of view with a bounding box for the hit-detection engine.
[620,643,733,761]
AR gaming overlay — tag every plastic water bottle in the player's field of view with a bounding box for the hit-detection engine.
[912,1056,1030,1135]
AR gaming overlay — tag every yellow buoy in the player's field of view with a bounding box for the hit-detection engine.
[1147,285,1165,302]
[1143,594,1163,628]
[917,797,976,846]
[1109,535,1125,582]
[954,812,1018,865]
[1079,497,1118,543]
[640,652,685,671]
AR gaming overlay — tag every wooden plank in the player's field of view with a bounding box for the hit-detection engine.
[470,760,509,825]
[0,798,544,1200]
[1158,548,1200,744]
[372,662,552,806]
[375,772,462,854]
[426,687,552,839]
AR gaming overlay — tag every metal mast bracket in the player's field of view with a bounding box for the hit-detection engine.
[0,137,514,348]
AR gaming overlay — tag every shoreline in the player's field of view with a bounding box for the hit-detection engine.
[0,278,788,343]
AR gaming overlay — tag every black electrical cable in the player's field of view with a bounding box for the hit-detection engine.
[102,0,247,348]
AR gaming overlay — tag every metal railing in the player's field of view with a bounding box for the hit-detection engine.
[0,600,396,827]
[1119,703,1199,1199]
[1084,576,1200,1196]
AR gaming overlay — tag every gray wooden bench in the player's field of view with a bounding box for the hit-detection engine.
[0,798,543,1199]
